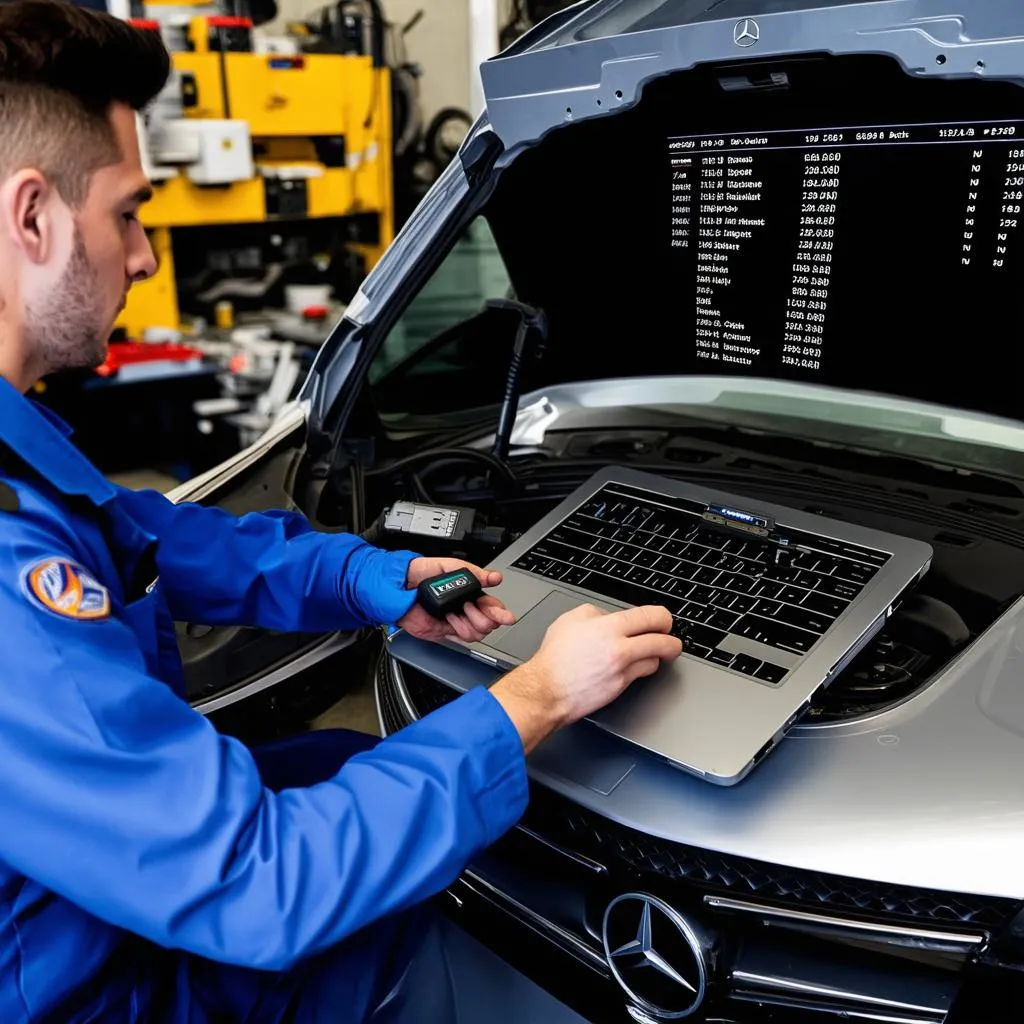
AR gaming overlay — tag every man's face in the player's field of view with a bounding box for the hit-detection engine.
[22,102,156,375]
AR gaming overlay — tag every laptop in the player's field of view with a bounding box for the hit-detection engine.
[391,465,932,785]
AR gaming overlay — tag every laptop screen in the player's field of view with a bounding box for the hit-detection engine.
[668,116,1021,390]
[488,55,1024,424]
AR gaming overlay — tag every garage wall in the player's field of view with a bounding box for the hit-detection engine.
[265,0,506,121]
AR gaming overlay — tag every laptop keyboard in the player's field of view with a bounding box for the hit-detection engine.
[512,485,891,685]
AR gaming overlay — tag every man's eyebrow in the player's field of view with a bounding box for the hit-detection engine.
[130,185,154,205]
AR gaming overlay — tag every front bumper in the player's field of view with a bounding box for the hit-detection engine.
[377,648,1024,1024]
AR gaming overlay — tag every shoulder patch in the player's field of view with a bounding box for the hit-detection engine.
[0,482,19,514]
[22,558,111,621]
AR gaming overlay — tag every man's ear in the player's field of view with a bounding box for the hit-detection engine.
[0,169,57,264]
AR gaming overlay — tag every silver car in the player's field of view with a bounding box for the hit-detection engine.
[176,1,1024,1019]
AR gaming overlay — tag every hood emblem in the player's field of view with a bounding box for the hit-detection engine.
[602,893,707,1019]
[734,18,760,47]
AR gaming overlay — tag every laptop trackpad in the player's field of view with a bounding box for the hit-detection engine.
[490,590,620,663]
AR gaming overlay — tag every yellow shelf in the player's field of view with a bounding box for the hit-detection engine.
[142,175,266,228]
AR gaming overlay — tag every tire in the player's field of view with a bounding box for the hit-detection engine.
[423,107,474,169]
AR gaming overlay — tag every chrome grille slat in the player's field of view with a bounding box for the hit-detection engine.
[456,870,609,976]
[703,895,985,954]
[730,970,946,1016]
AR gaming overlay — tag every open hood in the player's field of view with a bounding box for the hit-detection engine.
[464,0,1024,434]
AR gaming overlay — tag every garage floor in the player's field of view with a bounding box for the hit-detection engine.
[107,469,182,493]
[309,667,381,736]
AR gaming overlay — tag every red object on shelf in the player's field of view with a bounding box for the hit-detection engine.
[208,16,253,27]
[301,306,329,320]
[96,341,204,378]
[127,18,161,30]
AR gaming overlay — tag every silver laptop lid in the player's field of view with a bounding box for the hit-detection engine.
[450,466,933,783]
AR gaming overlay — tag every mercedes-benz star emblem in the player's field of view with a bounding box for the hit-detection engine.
[602,893,707,1020]
[733,18,760,47]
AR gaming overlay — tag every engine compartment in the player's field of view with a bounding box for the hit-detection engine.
[335,417,1024,725]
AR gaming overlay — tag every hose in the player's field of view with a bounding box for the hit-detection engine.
[363,447,518,489]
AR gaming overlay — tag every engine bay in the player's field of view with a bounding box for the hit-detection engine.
[325,415,1024,727]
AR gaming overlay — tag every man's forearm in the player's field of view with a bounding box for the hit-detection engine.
[490,665,570,756]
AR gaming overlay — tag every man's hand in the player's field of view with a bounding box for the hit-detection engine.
[398,557,516,643]
[490,604,682,754]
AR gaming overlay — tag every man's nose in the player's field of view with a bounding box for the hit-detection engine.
[127,222,158,283]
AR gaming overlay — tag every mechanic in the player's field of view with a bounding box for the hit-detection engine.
[0,3,683,1022]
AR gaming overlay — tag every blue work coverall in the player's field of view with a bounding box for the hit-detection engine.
[0,376,529,1022]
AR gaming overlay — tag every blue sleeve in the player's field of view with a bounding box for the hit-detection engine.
[0,515,528,970]
[115,486,419,632]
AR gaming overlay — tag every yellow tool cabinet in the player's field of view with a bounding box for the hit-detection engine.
[116,13,393,338]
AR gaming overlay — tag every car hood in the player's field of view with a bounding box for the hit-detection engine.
[464,0,1024,438]
[481,0,1024,151]
[303,0,1024,903]
[314,0,1024,441]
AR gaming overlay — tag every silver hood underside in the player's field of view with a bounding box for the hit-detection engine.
[481,0,1024,160]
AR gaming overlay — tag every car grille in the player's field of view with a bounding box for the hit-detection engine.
[383,652,1020,933]
[527,793,1013,929]
[376,651,412,735]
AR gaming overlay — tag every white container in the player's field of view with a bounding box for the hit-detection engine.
[285,284,332,314]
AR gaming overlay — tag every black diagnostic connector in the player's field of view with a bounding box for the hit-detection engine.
[365,500,508,562]
[382,501,475,542]
[416,569,484,620]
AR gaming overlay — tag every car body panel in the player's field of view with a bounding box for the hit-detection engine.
[167,402,309,505]
[388,596,1024,903]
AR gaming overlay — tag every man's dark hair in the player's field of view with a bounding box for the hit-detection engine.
[0,0,170,206]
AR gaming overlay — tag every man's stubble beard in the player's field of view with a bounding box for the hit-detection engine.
[24,226,108,376]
